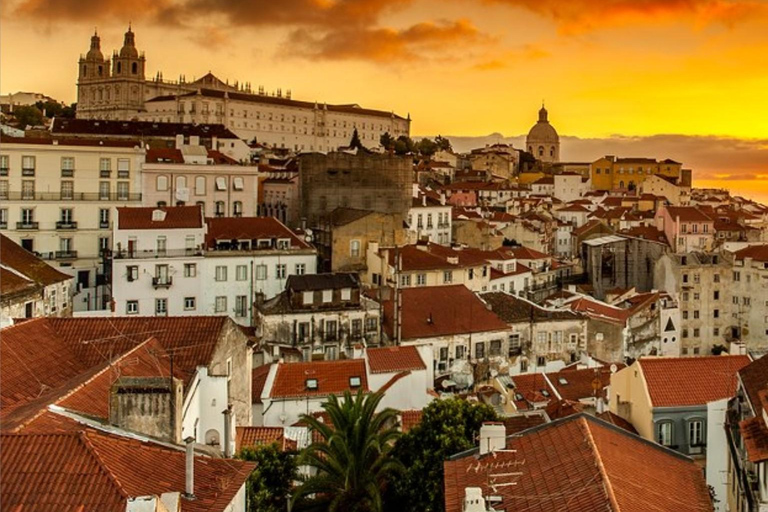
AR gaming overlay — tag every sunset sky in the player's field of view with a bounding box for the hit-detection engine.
[2,0,768,199]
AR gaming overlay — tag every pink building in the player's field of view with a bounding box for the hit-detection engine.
[655,205,714,253]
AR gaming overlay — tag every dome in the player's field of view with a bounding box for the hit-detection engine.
[526,106,559,143]
[86,32,104,61]
[119,27,139,59]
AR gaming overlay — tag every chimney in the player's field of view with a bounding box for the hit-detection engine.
[479,422,506,455]
[463,488,486,512]
[190,135,200,147]
[109,377,183,443]
[223,406,233,457]
[175,134,184,149]
[440,192,446,206]
[211,136,218,150]
[184,437,196,499]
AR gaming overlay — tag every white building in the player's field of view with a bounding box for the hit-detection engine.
[554,173,589,203]
[407,186,452,245]
[0,134,144,311]
[112,206,317,324]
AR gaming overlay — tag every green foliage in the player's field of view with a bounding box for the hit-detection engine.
[12,105,44,128]
[379,132,395,151]
[237,443,298,512]
[434,135,452,152]
[394,135,415,155]
[386,398,499,512]
[350,128,364,150]
[293,390,403,512]
[416,138,438,157]
[34,100,76,119]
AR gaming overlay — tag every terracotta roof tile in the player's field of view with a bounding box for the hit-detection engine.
[205,216,311,249]
[738,354,768,412]
[117,205,204,229]
[502,413,548,435]
[481,292,581,323]
[252,364,271,405]
[0,428,254,512]
[399,410,423,432]
[0,234,72,293]
[740,416,768,463]
[547,367,614,402]
[443,415,712,512]
[366,346,425,374]
[236,426,297,452]
[382,285,508,340]
[52,117,240,139]
[734,244,768,263]
[270,360,368,399]
[665,206,713,223]
[640,355,750,407]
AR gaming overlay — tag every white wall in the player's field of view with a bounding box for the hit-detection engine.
[368,369,433,412]
[707,398,729,512]
[181,367,230,449]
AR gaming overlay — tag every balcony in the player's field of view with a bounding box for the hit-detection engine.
[56,221,78,230]
[22,168,35,177]
[61,169,74,177]
[99,221,110,229]
[55,251,78,259]
[0,168,8,176]
[100,170,111,178]
[3,191,142,202]
[114,248,203,259]
[16,221,39,230]
[152,276,173,289]
[0,221,6,229]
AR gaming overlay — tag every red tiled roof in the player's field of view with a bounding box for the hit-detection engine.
[639,355,750,407]
[52,117,240,139]
[117,205,203,229]
[567,297,629,325]
[597,411,639,435]
[507,372,556,410]
[547,367,614,402]
[734,244,768,263]
[0,234,72,294]
[252,364,272,405]
[146,147,185,163]
[205,216,311,248]
[740,416,768,463]
[236,426,298,452]
[502,413,548,435]
[0,134,139,148]
[738,354,768,412]
[399,409,423,432]
[269,360,369,399]
[507,246,549,260]
[0,429,255,512]
[382,285,508,340]
[444,415,712,512]
[366,346,426,374]
[665,206,713,223]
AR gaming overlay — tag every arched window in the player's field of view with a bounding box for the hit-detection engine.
[83,65,87,76]
[98,65,102,76]
[656,421,674,447]
[233,201,243,217]
[196,201,206,216]
[619,181,625,189]
[176,176,187,189]
[550,147,554,157]
[156,175,168,191]
[195,176,206,195]
[132,62,137,74]
[538,146,544,157]
[215,201,225,217]
[117,62,122,74]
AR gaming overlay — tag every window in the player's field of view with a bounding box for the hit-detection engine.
[688,420,704,447]
[99,208,110,228]
[303,291,314,305]
[351,319,362,337]
[156,175,169,191]
[99,182,110,200]
[298,322,310,342]
[184,263,197,277]
[117,182,129,200]
[416,274,427,286]
[235,296,248,317]
[657,422,674,446]
[233,177,244,191]
[127,265,139,282]
[714,273,720,283]
[184,297,196,310]
[126,300,139,314]
[324,346,338,361]
[117,158,130,178]
[232,201,243,217]
[155,298,168,316]
[61,181,74,200]
[400,274,411,287]
[682,273,688,283]
[195,176,206,195]
[60,208,73,224]
[295,263,306,275]
[0,208,7,227]
[714,309,719,318]
[341,288,352,301]
[365,317,378,332]
[693,310,699,319]
[0,155,8,175]
[215,201,225,217]
[156,236,167,255]
[215,266,228,281]
[21,208,34,225]
[0,180,7,199]
[475,342,485,359]
[155,264,169,284]
[714,291,719,301]
[276,264,286,279]
[350,240,361,257]
[734,271,741,282]
[22,155,35,176]
[99,158,111,177]
[215,177,227,191]
[490,340,502,356]
[325,320,338,340]
[443,271,453,284]
[61,157,75,177]
[693,328,700,337]
[22,180,35,199]
[509,334,521,354]
[236,265,248,281]
[215,296,227,313]
[439,347,449,361]
[255,265,267,280]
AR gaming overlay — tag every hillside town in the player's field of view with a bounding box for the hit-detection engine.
[3,26,768,512]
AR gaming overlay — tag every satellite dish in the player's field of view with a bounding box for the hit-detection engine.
[490,369,498,377]
[610,364,618,374]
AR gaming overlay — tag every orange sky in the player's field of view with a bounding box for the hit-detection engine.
[2,0,768,197]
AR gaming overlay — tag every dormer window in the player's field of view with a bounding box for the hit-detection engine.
[277,239,290,250]
[341,288,351,301]
[303,291,314,305]
[349,376,361,388]
[151,209,166,222]
[306,379,318,390]
[258,239,272,249]
[558,378,568,385]
[322,290,333,303]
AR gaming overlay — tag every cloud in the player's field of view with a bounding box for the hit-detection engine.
[472,44,549,70]
[11,0,177,22]
[484,0,768,32]
[288,19,487,62]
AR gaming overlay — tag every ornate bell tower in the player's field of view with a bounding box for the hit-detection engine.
[77,30,110,118]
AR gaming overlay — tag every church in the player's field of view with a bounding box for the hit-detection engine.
[76,27,410,151]
[525,104,560,163]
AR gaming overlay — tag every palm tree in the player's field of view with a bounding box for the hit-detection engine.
[292,390,403,512]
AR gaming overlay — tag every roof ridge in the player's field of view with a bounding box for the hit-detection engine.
[580,417,621,512]
[79,430,131,500]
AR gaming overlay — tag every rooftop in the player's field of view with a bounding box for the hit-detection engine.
[270,359,369,399]
[366,346,426,374]
[52,117,240,139]
[117,205,204,230]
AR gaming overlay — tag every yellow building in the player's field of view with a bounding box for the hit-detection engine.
[590,156,682,192]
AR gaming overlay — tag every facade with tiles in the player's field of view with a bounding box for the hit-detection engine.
[0,135,144,311]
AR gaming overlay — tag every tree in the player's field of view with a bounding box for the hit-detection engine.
[350,128,365,150]
[416,138,438,158]
[386,398,499,512]
[393,135,415,155]
[434,135,452,152]
[12,105,44,128]
[293,390,403,512]
[237,443,298,512]
[379,132,395,151]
